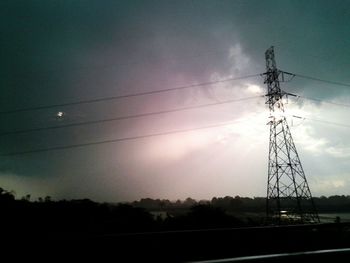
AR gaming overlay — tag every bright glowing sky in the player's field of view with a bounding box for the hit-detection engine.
[1,0,350,202]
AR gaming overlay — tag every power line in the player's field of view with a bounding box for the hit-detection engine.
[284,91,350,108]
[0,95,263,136]
[293,73,350,88]
[0,73,261,115]
[284,94,350,127]
[0,119,252,156]
[3,90,349,156]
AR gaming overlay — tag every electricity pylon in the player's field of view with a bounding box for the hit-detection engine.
[264,46,319,224]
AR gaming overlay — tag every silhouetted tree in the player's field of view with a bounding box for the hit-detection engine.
[184,197,196,207]
[0,187,15,203]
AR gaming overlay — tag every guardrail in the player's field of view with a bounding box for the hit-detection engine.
[189,248,350,263]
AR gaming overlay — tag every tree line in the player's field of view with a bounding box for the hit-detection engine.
[132,195,350,213]
[1,187,350,238]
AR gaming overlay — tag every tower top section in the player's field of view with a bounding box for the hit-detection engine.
[264,46,282,107]
[265,46,277,72]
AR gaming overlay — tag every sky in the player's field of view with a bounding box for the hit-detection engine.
[1,0,350,202]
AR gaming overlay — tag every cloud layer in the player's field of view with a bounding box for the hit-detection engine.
[1,1,350,201]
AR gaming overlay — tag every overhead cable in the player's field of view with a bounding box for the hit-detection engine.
[0,119,252,156]
[0,95,263,136]
[0,73,261,115]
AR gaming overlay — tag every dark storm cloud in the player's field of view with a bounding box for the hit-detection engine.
[0,1,246,161]
[2,0,350,109]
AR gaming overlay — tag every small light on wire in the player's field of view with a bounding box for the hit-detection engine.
[56,111,65,119]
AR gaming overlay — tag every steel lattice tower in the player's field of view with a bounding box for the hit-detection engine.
[264,46,319,224]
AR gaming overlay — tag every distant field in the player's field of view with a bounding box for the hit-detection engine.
[319,213,350,223]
